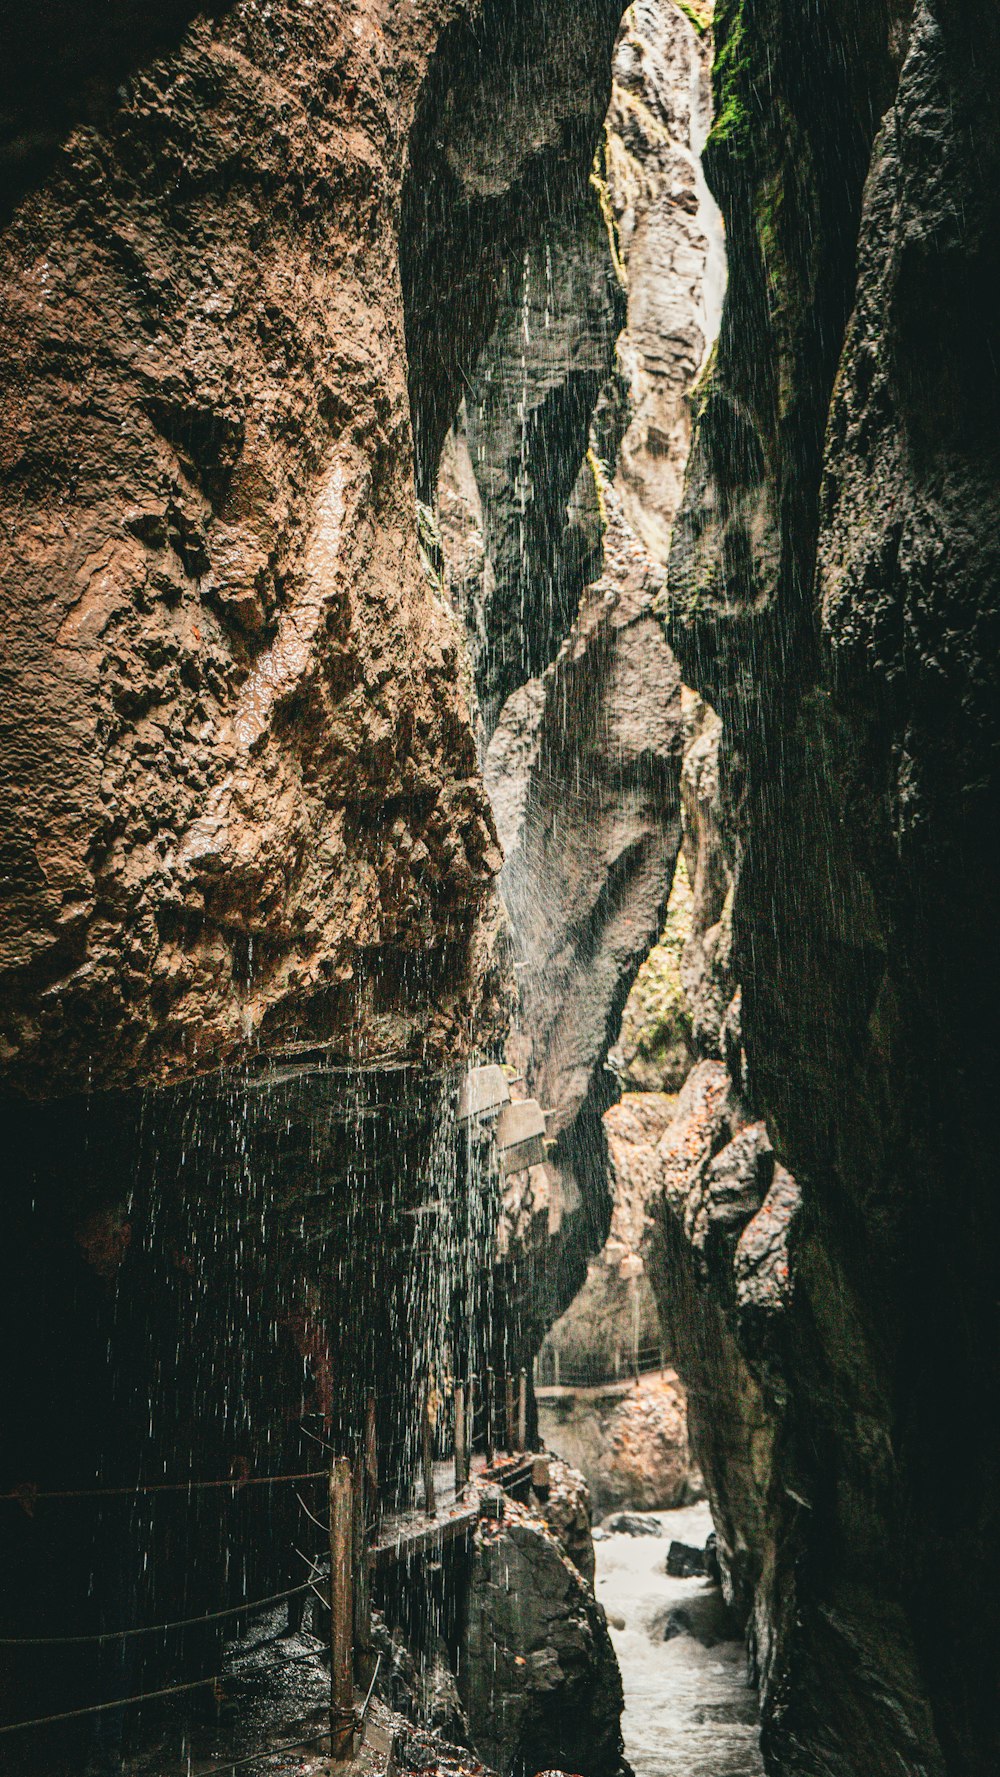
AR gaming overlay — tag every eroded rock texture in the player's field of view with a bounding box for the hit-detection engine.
[0,0,633,1099]
[462,1486,628,1777]
[537,1372,700,1517]
[655,1,1000,1772]
[454,0,721,1385]
[1,0,504,1095]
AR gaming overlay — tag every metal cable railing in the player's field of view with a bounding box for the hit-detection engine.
[535,1346,668,1389]
[0,1581,314,1648]
[0,1467,326,1508]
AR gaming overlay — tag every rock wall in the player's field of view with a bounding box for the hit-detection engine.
[537,1373,700,1516]
[652,1,1000,1773]
[445,0,722,1389]
[462,1480,628,1777]
[0,0,513,1097]
[0,0,631,1100]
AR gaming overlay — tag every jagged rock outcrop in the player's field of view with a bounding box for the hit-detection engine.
[462,0,722,1384]
[611,688,730,1087]
[603,0,724,561]
[462,1489,628,1777]
[643,1061,798,1621]
[654,1,1000,1772]
[538,1372,701,1516]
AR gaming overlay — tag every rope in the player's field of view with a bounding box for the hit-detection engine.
[0,1469,326,1507]
[0,1581,314,1647]
[209,1728,330,1774]
[295,1492,329,1534]
[0,1672,229,1736]
[537,1350,667,1389]
[0,1651,327,1736]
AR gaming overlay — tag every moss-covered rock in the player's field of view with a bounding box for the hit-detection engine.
[611,853,695,1091]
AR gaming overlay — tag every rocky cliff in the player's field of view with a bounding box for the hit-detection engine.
[652,1,1000,1773]
[0,0,634,1099]
[0,0,508,1097]
[0,2,635,1760]
[462,1475,628,1777]
[439,0,723,1390]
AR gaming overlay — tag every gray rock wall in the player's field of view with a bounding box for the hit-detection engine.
[653,1,1000,1772]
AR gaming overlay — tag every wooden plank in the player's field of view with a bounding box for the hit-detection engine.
[454,1382,467,1497]
[370,1503,478,1571]
[329,1457,356,1761]
[421,1390,436,1517]
[458,1065,510,1121]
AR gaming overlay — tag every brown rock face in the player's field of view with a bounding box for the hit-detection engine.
[0,0,513,1095]
[539,1372,701,1516]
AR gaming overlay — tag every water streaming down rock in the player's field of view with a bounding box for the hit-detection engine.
[0,1061,505,1765]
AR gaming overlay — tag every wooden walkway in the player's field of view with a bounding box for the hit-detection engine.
[370,1451,544,1570]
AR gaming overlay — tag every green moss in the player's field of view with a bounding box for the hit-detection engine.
[688,337,718,418]
[586,446,610,533]
[670,0,712,36]
[589,129,628,291]
[704,0,754,169]
[752,112,820,413]
[613,854,695,1090]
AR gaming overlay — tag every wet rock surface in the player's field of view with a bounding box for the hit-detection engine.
[539,1375,702,1517]
[449,0,721,1385]
[0,0,520,1096]
[654,0,1000,1772]
[462,1489,629,1777]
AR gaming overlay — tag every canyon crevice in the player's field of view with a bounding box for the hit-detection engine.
[0,2,998,1776]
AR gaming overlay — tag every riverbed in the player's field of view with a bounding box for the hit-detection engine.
[594,1504,763,1777]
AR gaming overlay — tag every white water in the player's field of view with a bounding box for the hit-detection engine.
[595,1505,763,1777]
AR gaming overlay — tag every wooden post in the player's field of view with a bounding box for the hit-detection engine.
[484,1368,495,1466]
[352,1453,373,1683]
[454,1381,467,1497]
[517,1368,527,1454]
[422,1388,437,1517]
[329,1456,355,1762]
[365,1393,378,1495]
[466,1375,476,1475]
[505,1372,516,1456]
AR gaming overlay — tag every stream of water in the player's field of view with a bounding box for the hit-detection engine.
[594,1505,763,1777]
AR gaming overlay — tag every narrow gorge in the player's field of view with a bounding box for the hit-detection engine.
[0,3,997,1777]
